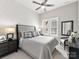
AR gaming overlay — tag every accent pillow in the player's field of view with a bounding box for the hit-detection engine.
[23,31,32,38]
[32,31,39,37]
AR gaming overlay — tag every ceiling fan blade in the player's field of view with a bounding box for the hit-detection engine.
[45,4,54,6]
[41,0,48,5]
[33,1,41,5]
[35,6,41,10]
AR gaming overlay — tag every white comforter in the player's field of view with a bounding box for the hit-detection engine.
[19,36,58,59]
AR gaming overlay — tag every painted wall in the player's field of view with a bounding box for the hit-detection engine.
[0,0,40,29]
[78,0,79,25]
[40,2,78,39]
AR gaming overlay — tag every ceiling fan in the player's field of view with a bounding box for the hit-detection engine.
[32,0,54,11]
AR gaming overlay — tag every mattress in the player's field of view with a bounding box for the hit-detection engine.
[19,36,58,59]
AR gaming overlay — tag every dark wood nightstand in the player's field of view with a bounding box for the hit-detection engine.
[0,39,18,58]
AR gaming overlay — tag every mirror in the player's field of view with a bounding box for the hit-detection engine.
[61,21,73,36]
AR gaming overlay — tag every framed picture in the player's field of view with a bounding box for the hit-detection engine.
[7,33,14,39]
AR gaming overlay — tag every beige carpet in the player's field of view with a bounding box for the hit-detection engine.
[2,50,32,59]
[53,50,67,59]
[1,50,67,59]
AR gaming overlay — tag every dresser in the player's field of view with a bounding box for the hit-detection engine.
[0,40,17,57]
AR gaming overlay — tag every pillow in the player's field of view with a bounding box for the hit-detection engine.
[0,36,6,41]
[32,31,39,37]
[23,31,32,38]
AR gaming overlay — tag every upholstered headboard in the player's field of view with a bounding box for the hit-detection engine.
[16,24,36,48]
[18,25,35,32]
[16,24,36,38]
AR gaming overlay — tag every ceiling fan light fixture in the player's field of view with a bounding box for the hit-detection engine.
[33,0,54,11]
[41,6,45,9]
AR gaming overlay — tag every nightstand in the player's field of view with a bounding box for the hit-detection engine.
[0,39,18,58]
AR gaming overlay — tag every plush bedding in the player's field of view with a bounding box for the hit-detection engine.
[19,36,58,59]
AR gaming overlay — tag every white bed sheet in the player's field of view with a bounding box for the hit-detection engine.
[19,36,58,59]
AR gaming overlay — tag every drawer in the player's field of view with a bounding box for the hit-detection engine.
[8,43,17,47]
[9,40,17,43]
[9,46,17,50]
[0,50,8,56]
[8,41,17,45]
[0,45,8,49]
[8,49,17,52]
[0,43,8,48]
[0,48,8,52]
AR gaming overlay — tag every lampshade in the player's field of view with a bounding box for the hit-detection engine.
[37,27,42,32]
[5,28,15,33]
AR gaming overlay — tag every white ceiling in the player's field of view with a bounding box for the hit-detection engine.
[16,0,77,14]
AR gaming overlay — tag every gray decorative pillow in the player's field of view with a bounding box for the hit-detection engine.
[32,31,39,37]
[23,31,32,38]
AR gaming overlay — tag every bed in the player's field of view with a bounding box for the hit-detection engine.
[16,25,58,59]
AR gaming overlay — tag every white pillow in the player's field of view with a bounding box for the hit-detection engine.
[0,36,6,41]
[32,31,39,37]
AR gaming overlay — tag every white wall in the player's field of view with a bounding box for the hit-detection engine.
[78,0,79,25]
[0,0,40,29]
[40,2,78,39]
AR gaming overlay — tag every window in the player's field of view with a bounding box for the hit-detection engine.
[42,17,58,36]
[51,20,57,34]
